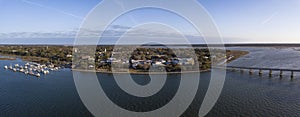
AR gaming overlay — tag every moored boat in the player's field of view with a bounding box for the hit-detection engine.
[36,73,41,77]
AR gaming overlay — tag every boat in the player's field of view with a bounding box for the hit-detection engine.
[3,62,59,77]
[36,73,41,77]
[43,70,50,74]
[55,67,59,70]
[28,71,35,76]
[25,63,30,66]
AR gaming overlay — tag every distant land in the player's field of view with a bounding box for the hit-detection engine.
[1,43,300,47]
[1,38,300,46]
[0,45,248,74]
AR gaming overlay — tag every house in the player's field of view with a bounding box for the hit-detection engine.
[81,56,91,60]
[74,48,78,53]
[88,65,94,68]
[66,55,73,58]
[88,57,95,61]
[131,60,151,69]
[121,59,130,64]
[152,61,166,67]
[178,58,195,65]
[81,56,95,61]
[211,55,217,59]
[151,55,166,61]
[106,58,121,63]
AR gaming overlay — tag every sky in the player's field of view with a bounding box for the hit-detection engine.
[0,0,300,44]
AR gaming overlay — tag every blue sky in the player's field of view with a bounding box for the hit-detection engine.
[0,0,300,43]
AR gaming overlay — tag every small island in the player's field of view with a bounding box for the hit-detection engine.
[0,45,248,74]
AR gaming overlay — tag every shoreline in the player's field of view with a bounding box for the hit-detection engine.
[71,69,211,74]
[0,45,250,74]
[0,57,16,61]
[0,53,71,68]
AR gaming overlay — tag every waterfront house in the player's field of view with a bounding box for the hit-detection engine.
[178,58,195,65]
[66,55,73,58]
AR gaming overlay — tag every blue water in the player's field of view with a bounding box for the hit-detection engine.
[1,47,300,116]
[0,59,92,117]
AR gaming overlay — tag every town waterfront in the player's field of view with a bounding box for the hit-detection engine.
[1,47,300,116]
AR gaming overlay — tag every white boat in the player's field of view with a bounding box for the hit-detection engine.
[14,64,19,67]
[13,68,17,72]
[25,63,30,66]
[4,66,8,69]
[29,71,34,75]
[54,67,59,70]
[36,73,41,77]
[43,70,50,74]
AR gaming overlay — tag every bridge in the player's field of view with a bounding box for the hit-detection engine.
[220,66,300,79]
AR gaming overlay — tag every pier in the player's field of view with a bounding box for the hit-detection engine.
[224,66,299,79]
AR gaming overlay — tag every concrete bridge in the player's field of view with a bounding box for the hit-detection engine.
[223,66,299,79]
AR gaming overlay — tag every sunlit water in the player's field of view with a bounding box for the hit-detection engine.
[1,47,300,116]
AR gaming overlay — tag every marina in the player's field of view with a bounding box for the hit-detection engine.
[3,62,60,77]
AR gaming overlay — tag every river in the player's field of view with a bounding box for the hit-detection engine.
[1,47,300,116]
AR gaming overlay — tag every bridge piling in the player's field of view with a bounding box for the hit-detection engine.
[249,69,253,74]
[231,68,236,72]
[291,71,294,79]
[240,69,244,73]
[259,69,263,76]
[226,66,298,79]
